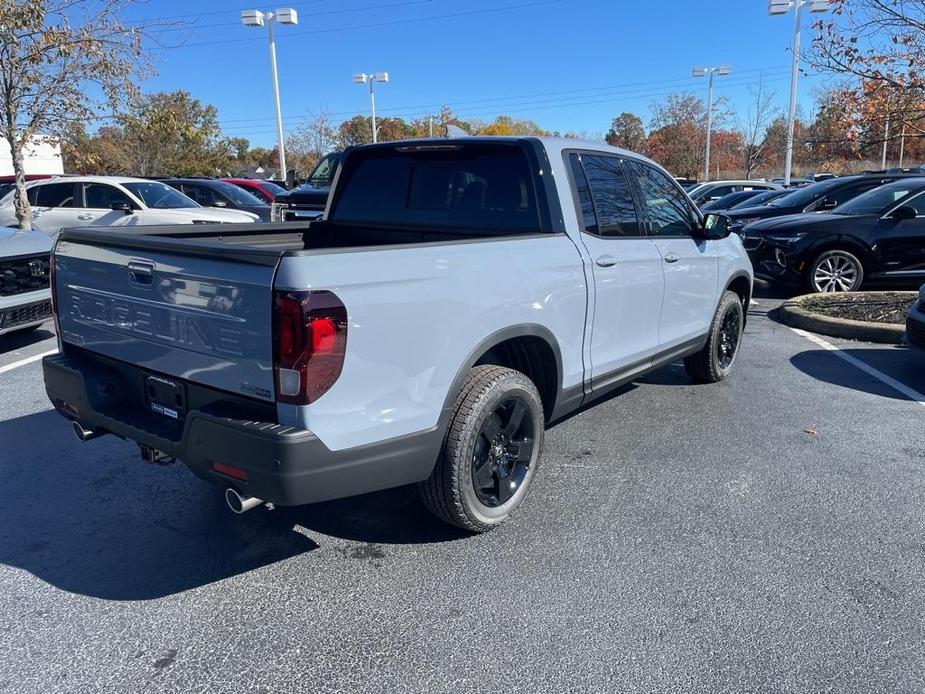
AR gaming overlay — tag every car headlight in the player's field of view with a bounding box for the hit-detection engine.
[766,232,807,244]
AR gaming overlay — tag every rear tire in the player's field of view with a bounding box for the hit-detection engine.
[684,290,744,384]
[419,365,544,533]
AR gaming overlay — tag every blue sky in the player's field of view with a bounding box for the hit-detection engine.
[127,0,830,147]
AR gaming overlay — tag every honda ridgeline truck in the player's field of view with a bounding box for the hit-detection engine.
[43,138,752,532]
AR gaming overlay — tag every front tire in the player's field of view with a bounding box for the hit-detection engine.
[684,290,744,384]
[419,365,545,533]
[805,249,864,293]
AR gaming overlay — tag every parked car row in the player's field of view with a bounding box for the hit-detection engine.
[0,176,262,235]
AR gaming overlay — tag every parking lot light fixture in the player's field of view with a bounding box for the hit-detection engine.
[241,8,299,181]
[770,0,832,186]
[693,65,731,182]
[353,71,390,144]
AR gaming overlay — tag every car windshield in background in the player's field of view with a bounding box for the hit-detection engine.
[832,180,925,216]
[260,181,287,196]
[734,189,787,208]
[214,180,266,206]
[123,181,198,209]
[768,179,841,208]
[306,153,341,188]
[332,145,539,232]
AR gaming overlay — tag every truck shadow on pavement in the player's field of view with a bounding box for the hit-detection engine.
[790,347,921,401]
[0,410,461,602]
[0,325,54,354]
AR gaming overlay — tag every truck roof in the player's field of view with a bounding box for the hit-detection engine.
[347,136,662,169]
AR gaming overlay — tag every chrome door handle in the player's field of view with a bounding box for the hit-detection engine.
[77,214,95,220]
[664,253,680,264]
[595,255,617,268]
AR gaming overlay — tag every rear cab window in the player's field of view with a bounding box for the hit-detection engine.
[330,143,543,235]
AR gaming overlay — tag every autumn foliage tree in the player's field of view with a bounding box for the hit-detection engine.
[605,113,645,150]
[0,0,153,229]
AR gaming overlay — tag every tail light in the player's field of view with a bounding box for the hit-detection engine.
[49,251,60,333]
[272,290,347,405]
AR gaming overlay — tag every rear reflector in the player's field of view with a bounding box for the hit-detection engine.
[212,461,248,481]
[272,290,348,405]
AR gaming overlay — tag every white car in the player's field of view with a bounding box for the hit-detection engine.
[0,176,259,235]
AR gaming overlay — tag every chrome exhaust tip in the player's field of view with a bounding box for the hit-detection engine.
[72,421,103,442]
[225,488,263,514]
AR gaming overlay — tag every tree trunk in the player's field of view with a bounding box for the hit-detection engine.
[8,137,33,230]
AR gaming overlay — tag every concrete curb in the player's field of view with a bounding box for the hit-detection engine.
[778,292,913,344]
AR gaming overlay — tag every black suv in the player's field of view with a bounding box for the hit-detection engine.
[745,178,925,292]
[271,152,341,222]
[725,174,916,234]
[161,178,270,222]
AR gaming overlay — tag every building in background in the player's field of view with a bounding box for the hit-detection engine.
[0,136,63,177]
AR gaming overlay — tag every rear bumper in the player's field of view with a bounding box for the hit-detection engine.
[43,351,439,506]
[906,300,925,349]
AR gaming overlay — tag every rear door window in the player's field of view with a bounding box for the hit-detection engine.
[331,144,540,234]
[576,154,640,236]
[568,154,598,232]
[34,182,75,207]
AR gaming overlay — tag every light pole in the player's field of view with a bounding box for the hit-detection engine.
[241,8,298,181]
[353,72,390,143]
[769,0,832,186]
[693,65,731,182]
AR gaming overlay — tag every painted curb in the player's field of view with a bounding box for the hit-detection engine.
[778,293,914,344]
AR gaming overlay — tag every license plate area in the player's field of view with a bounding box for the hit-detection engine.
[144,374,187,420]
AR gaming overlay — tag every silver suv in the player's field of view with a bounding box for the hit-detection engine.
[0,226,52,335]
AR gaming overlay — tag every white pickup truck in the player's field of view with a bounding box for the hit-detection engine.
[43,137,752,532]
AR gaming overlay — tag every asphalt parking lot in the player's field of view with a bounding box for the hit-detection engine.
[1,285,923,694]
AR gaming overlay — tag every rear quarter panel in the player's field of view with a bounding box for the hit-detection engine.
[274,235,587,450]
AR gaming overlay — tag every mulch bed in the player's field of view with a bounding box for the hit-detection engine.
[800,292,916,325]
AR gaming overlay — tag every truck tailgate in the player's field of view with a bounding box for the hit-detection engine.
[54,232,278,402]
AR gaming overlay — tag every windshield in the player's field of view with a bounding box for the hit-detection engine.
[123,181,199,209]
[734,189,786,208]
[832,181,925,216]
[213,180,267,207]
[260,180,287,196]
[306,153,341,188]
[768,179,842,208]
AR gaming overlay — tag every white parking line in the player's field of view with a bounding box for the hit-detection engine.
[790,328,925,407]
[0,349,57,375]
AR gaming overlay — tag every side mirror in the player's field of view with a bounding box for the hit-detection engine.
[701,213,732,240]
[890,205,917,221]
[817,197,838,211]
[110,201,133,214]
[212,200,228,208]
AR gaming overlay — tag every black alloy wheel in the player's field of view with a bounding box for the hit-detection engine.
[471,396,535,507]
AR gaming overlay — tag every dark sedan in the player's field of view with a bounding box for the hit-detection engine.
[161,178,271,222]
[726,174,916,234]
[744,178,925,293]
